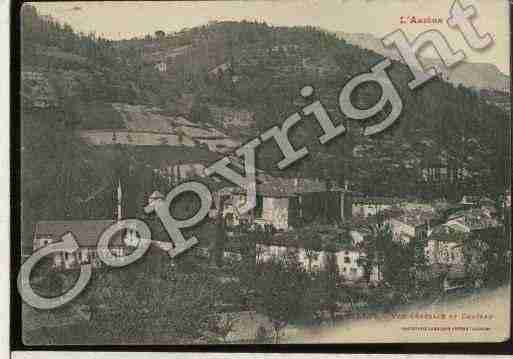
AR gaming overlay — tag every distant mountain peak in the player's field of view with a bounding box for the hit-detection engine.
[337,31,510,93]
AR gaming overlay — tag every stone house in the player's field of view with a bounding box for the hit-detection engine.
[212,173,358,232]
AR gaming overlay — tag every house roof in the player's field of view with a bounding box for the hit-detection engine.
[447,208,500,230]
[430,263,466,279]
[428,224,467,242]
[34,220,120,247]
[373,206,436,228]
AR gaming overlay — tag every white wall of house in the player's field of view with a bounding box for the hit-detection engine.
[257,244,324,270]
[256,244,371,281]
[154,61,167,72]
[168,163,206,180]
[425,240,464,265]
[349,230,365,244]
[217,194,290,231]
[335,250,364,281]
[51,246,128,269]
[400,202,433,211]
[352,203,391,218]
[386,218,415,244]
[80,130,196,147]
[262,197,289,231]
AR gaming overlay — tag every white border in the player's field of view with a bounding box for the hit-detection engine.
[2,0,10,358]
[8,353,511,359]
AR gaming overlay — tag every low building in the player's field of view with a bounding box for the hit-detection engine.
[215,187,295,231]
[256,237,380,283]
[424,224,465,266]
[381,207,436,244]
[33,220,132,269]
[445,207,500,232]
[352,196,397,218]
[211,174,329,232]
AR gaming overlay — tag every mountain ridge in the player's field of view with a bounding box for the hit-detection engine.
[337,31,510,93]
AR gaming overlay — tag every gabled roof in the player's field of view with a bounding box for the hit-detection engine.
[34,220,120,247]
[428,224,467,242]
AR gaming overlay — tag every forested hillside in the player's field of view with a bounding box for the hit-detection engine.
[19,5,510,249]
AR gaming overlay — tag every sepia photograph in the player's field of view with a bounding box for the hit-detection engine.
[12,0,512,350]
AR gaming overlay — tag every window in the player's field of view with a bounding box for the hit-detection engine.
[344,257,351,263]
[350,268,357,274]
[345,251,349,255]
[342,267,347,272]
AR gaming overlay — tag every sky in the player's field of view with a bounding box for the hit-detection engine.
[30,0,510,74]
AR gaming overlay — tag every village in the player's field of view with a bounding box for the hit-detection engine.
[30,165,511,297]
[24,164,511,342]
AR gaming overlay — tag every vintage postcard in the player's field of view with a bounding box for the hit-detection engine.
[14,0,511,348]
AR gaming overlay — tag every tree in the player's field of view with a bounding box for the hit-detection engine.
[380,237,413,303]
[462,233,488,288]
[409,234,432,299]
[255,325,272,343]
[212,211,227,267]
[190,100,213,124]
[205,313,237,343]
[358,221,388,284]
[81,257,224,344]
[320,251,342,322]
[304,235,321,273]
[479,228,511,287]
[255,252,308,343]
